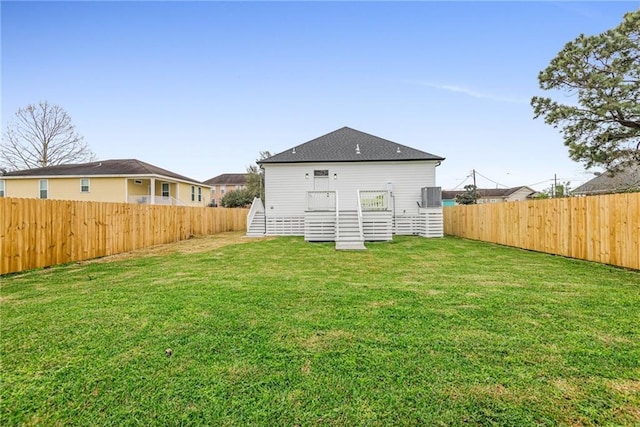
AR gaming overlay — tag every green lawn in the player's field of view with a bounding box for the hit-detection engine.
[1,235,639,426]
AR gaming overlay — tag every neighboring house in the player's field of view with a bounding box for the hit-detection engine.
[572,166,640,195]
[202,173,247,207]
[246,127,445,249]
[0,159,211,206]
[442,186,538,206]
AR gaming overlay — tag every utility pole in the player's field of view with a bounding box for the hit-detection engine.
[472,169,477,203]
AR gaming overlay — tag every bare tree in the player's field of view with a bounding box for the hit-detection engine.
[1,101,96,171]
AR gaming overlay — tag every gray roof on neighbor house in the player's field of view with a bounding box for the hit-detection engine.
[1,159,204,185]
[202,173,247,186]
[258,127,445,164]
[442,186,537,200]
[572,166,640,195]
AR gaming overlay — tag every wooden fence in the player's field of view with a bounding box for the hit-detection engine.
[443,192,640,270]
[0,198,249,275]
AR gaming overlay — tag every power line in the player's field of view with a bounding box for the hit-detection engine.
[526,178,554,187]
[473,170,509,188]
[452,173,472,190]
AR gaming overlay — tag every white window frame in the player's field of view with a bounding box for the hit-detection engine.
[191,186,195,202]
[198,187,202,202]
[80,178,90,193]
[221,185,226,195]
[161,182,170,198]
[39,179,48,199]
[0,179,5,197]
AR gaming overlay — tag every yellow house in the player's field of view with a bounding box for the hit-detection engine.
[0,159,211,206]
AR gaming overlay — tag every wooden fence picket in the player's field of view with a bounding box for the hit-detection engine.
[444,193,640,270]
[0,198,248,275]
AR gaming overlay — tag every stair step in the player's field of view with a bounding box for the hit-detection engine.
[336,241,367,250]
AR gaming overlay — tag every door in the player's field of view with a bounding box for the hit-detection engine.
[313,169,329,191]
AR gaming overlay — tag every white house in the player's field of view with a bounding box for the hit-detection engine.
[246,127,445,249]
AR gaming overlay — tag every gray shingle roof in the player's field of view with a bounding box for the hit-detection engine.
[202,173,247,186]
[442,186,536,200]
[2,159,204,185]
[259,127,445,164]
[572,166,640,195]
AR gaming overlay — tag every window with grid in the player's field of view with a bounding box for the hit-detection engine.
[39,179,48,199]
[80,178,90,193]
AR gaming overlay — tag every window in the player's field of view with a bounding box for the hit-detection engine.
[39,179,48,199]
[198,187,202,202]
[314,170,329,177]
[161,182,170,198]
[0,180,5,197]
[220,185,226,195]
[80,178,90,193]
[191,186,195,201]
[236,185,242,190]
[212,187,216,194]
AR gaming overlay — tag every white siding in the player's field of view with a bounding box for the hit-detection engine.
[505,187,534,202]
[263,161,438,217]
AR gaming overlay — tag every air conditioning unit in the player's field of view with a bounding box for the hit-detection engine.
[421,187,442,208]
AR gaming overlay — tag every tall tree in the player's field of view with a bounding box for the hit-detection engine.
[1,101,96,171]
[246,150,272,201]
[455,185,479,205]
[531,9,640,172]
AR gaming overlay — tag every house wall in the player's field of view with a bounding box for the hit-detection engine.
[177,182,210,207]
[3,177,209,206]
[210,183,246,207]
[477,197,502,204]
[263,160,438,219]
[505,187,534,202]
[127,179,150,198]
[126,179,209,206]
[3,177,127,202]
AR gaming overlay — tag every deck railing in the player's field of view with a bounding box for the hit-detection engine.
[335,190,340,241]
[359,190,389,211]
[307,191,336,211]
[356,190,365,240]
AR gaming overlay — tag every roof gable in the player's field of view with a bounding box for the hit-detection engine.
[259,127,444,164]
[2,159,204,185]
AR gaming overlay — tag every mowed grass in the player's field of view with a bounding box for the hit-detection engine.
[1,235,639,426]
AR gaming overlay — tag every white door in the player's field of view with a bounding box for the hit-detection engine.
[314,176,329,191]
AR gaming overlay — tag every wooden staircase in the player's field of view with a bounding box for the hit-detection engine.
[335,210,366,250]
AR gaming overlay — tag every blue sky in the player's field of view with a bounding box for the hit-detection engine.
[2,1,638,190]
